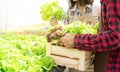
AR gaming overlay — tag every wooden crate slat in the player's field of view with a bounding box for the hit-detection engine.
[50,44,92,59]
[51,55,79,69]
[84,59,92,71]
[78,51,85,71]
[46,43,51,56]
[46,43,93,71]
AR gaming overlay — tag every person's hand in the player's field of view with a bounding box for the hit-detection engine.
[58,33,75,48]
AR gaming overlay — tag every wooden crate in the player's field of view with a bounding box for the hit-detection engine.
[46,43,94,71]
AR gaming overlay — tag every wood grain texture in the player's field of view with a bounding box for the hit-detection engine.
[46,43,93,71]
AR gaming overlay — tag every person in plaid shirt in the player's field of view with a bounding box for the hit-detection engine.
[60,0,120,72]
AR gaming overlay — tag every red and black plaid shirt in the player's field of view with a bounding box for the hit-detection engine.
[74,0,120,72]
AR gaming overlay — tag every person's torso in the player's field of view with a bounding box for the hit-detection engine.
[101,0,120,72]
[66,5,100,25]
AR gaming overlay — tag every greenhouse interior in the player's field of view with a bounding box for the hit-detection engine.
[1,0,117,72]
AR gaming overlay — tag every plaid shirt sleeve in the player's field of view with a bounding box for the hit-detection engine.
[74,0,120,51]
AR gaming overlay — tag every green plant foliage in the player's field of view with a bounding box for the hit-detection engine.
[0,33,56,72]
[40,0,66,21]
[64,21,99,34]
[40,56,57,72]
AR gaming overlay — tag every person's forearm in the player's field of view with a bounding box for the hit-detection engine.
[74,30,120,51]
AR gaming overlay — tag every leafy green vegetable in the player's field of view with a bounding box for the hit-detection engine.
[40,0,66,21]
[40,56,57,72]
[64,21,99,34]
[0,33,56,72]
